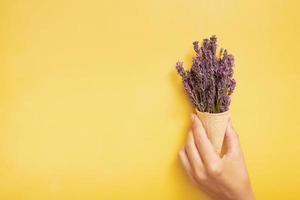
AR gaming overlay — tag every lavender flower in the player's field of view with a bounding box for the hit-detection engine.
[193,41,200,54]
[175,61,186,78]
[175,35,236,113]
[228,79,236,95]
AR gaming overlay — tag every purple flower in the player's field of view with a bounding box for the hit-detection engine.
[228,79,236,95]
[220,96,231,112]
[175,35,236,113]
[175,61,186,78]
[193,41,200,54]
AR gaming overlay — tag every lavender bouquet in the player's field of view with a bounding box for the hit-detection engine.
[175,35,236,153]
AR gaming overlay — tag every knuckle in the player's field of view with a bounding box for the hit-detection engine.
[194,169,206,182]
[207,163,222,177]
[192,123,201,135]
[185,142,193,152]
[184,144,190,153]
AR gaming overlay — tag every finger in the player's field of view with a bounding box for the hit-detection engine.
[179,148,197,184]
[185,130,204,173]
[191,113,219,164]
[224,119,240,155]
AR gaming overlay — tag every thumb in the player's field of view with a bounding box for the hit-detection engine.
[223,119,240,155]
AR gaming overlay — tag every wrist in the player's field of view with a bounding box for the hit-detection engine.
[228,185,255,200]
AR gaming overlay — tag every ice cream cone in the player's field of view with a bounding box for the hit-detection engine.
[196,110,230,154]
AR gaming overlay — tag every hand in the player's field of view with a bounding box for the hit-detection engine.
[179,113,255,200]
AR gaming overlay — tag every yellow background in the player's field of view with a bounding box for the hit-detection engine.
[0,0,299,199]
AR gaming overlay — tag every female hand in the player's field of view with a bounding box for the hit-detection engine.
[179,113,255,200]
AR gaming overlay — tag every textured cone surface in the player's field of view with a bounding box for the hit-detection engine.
[196,110,230,154]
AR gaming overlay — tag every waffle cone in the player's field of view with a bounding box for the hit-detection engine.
[196,110,230,154]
